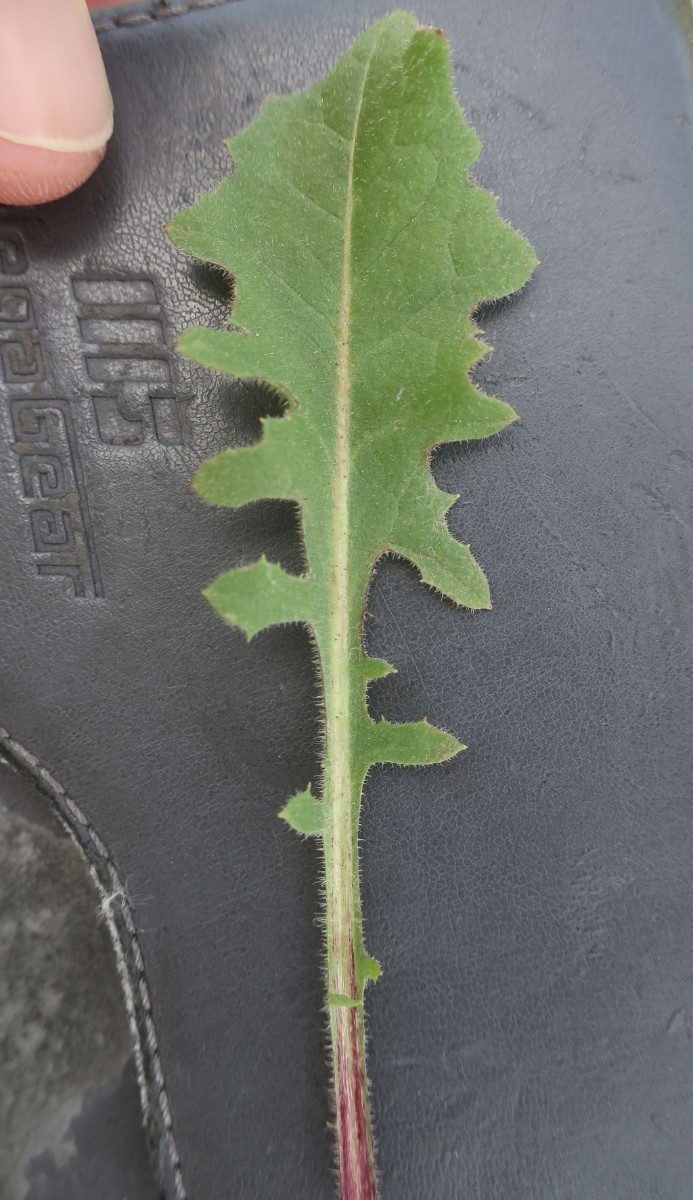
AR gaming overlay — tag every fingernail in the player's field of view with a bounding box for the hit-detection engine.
[0,0,113,153]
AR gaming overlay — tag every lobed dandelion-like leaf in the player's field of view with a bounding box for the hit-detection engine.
[169,13,536,1196]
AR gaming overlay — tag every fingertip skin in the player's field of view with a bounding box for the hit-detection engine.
[0,136,106,205]
[0,0,113,205]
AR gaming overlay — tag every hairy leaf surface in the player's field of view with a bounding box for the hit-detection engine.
[169,12,536,1197]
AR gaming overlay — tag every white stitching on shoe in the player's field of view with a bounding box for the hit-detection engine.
[0,726,187,1200]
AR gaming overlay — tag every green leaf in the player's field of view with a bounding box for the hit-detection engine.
[204,555,313,641]
[365,717,464,767]
[328,993,361,1008]
[279,786,323,836]
[169,12,536,1195]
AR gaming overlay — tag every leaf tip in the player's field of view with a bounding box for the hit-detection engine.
[444,736,466,760]
[175,328,199,358]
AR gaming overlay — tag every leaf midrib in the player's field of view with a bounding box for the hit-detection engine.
[326,40,376,999]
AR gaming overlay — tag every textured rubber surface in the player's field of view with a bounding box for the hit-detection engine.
[0,755,157,1200]
[0,1,691,1197]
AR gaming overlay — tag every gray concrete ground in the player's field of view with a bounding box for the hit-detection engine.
[0,755,157,1200]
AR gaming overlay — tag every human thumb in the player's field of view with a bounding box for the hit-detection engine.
[0,0,114,205]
